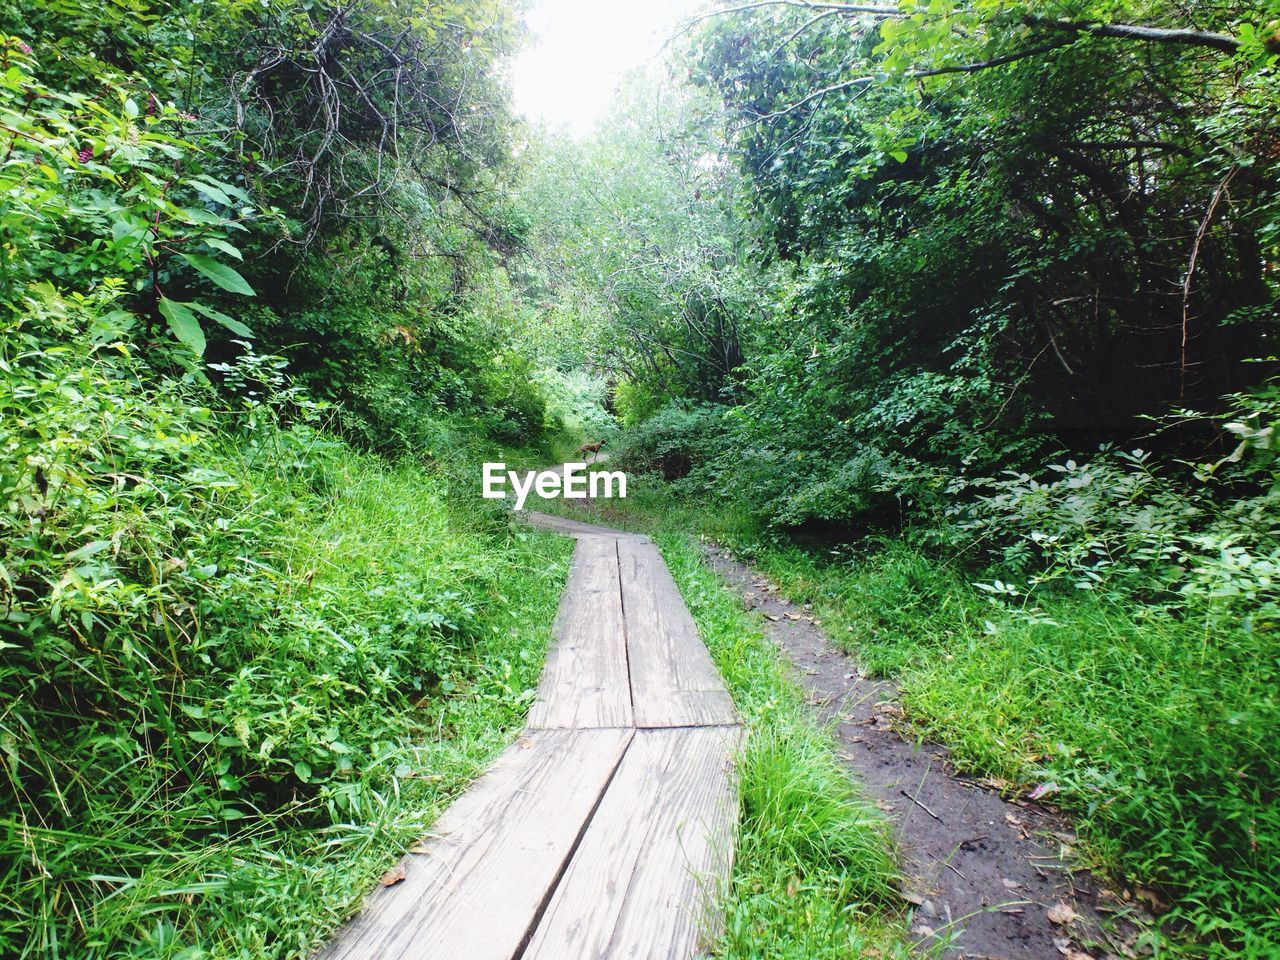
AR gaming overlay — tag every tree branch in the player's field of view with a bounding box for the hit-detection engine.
[1025,17,1239,54]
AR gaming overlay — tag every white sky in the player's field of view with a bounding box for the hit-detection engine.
[510,0,708,138]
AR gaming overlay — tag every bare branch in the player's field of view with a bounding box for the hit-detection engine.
[1025,17,1239,54]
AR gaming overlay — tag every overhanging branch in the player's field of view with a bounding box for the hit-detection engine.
[1025,17,1239,54]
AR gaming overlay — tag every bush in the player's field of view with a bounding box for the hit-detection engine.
[476,351,548,443]
[610,403,725,480]
[0,292,574,955]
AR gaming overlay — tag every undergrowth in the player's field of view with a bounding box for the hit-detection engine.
[745,543,1280,958]
[657,533,908,959]
[0,305,574,957]
[742,542,1280,960]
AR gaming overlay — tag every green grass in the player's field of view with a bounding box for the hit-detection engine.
[750,540,1280,959]
[1,431,573,958]
[656,534,909,959]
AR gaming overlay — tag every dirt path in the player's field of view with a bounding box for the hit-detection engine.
[707,547,1144,960]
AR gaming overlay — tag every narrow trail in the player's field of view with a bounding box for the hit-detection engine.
[315,514,742,960]
[707,548,1150,960]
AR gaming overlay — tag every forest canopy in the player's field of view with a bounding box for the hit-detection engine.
[2,0,1278,956]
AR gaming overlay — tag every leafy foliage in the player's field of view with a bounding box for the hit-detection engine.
[527,0,1280,953]
[0,3,575,955]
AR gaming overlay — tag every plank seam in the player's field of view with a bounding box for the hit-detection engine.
[616,536,638,720]
[510,727,637,960]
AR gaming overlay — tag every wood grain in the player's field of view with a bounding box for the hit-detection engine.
[522,726,743,960]
[618,539,739,728]
[527,537,633,729]
[315,727,633,960]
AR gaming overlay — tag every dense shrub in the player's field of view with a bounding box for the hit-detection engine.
[0,11,571,954]
[0,291,572,953]
[609,403,726,480]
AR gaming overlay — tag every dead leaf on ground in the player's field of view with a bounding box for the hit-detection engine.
[1047,902,1080,925]
[1135,887,1171,914]
[1028,781,1060,801]
[1001,878,1021,889]
[379,866,407,887]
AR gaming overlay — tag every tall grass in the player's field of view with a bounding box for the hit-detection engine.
[2,450,571,957]
[0,335,573,957]
[648,533,909,959]
[753,541,1280,958]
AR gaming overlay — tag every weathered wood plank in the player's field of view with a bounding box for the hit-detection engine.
[315,727,633,960]
[522,726,743,960]
[618,539,738,728]
[527,537,633,729]
[521,510,646,541]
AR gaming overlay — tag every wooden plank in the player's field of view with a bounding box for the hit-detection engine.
[527,537,633,729]
[522,726,743,960]
[315,727,633,960]
[618,539,738,728]
[521,510,645,541]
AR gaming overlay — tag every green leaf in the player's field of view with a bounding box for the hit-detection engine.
[188,179,235,207]
[158,297,207,355]
[66,540,111,561]
[180,253,255,296]
[189,301,253,338]
[203,237,243,261]
[193,175,250,204]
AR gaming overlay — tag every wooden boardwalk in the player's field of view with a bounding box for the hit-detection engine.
[316,513,741,960]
